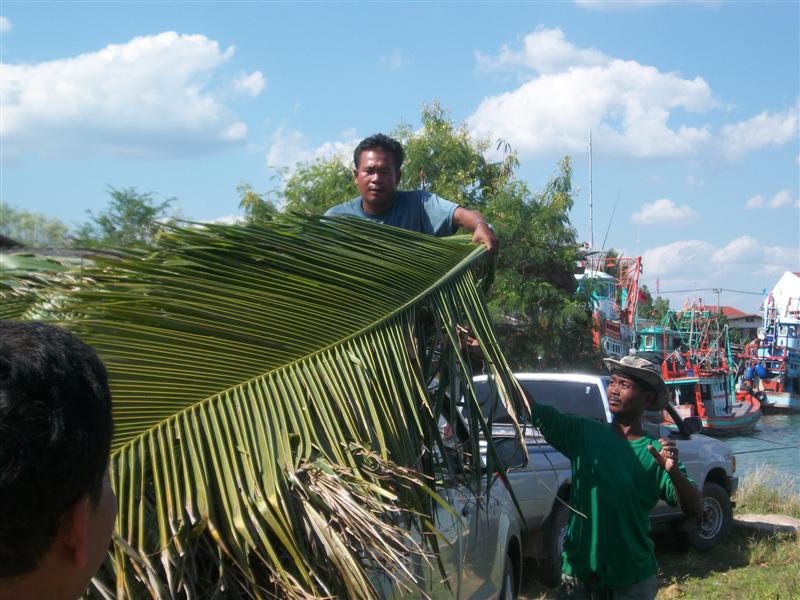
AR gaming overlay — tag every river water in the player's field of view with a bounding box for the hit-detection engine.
[722,413,800,494]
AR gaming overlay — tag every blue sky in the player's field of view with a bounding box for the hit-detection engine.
[1,0,798,313]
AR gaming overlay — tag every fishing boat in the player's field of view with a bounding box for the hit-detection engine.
[638,300,761,436]
[739,272,800,413]
[576,254,642,359]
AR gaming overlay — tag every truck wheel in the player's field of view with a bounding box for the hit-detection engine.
[686,481,732,552]
[499,553,517,600]
[533,501,569,587]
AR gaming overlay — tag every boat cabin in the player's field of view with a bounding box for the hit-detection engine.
[670,377,733,419]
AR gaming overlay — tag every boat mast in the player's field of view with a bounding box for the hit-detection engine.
[589,130,594,250]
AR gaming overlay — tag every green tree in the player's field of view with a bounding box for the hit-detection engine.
[74,186,176,247]
[486,158,597,370]
[601,248,621,280]
[283,159,357,214]
[396,103,515,210]
[638,285,671,323]
[0,202,69,247]
[237,181,278,223]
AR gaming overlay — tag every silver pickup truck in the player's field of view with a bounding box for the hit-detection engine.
[473,372,738,586]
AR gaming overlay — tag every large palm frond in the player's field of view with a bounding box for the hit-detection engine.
[0,252,87,320]
[14,216,525,599]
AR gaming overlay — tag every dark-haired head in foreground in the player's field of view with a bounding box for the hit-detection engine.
[0,321,116,600]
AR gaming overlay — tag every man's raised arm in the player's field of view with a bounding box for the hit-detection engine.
[453,207,499,254]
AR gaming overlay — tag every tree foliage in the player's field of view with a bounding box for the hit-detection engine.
[74,186,176,247]
[237,181,279,223]
[396,104,515,210]
[0,202,69,247]
[283,159,357,215]
[486,158,597,371]
[638,284,671,323]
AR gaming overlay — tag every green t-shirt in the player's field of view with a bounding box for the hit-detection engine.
[532,403,693,590]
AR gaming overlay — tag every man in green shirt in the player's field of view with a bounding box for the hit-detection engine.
[531,355,701,599]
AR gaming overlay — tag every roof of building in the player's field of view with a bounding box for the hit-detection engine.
[707,305,751,318]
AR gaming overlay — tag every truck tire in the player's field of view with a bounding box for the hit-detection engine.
[685,481,733,552]
[533,501,569,587]
[499,553,517,600]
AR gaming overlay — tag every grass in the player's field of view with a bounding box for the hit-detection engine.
[734,465,800,519]
[520,467,800,599]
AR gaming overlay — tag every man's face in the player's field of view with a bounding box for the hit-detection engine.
[606,373,653,417]
[353,148,400,214]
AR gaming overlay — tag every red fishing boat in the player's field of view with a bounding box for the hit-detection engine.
[576,254,642,359]
[638,300,762,436]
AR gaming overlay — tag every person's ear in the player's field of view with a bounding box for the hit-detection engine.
[395,168,402,184]
[353,168,358,182]
[58,496,90,568]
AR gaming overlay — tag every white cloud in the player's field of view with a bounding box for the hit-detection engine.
[469,28,715,159]
[746,195,765,209]
[233,70,266,96]
[1,32,257,159]
[476,27,608,75]
[266,126,359,173]
[205,214,246,225]
[712,236,760,264]
[718,107,799,160]
[685,174,703,187]
[380,49,407,70]
[0,16,11,33]
[746,189,798,209]
[642,240,714,277]
[470,28,794,163]
[762,245,800,274]
[644,237,799,279]
[631,198,699,225]
[767,189,795,208]
[642,236,798,312]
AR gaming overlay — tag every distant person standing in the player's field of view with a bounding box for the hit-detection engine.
[325,133,499,253]
[0,321,117,600]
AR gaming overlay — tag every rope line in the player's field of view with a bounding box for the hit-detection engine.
[733,444,800,456]
[744,435,798,448]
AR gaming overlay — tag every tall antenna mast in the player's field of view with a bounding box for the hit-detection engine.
[589,130,594,250]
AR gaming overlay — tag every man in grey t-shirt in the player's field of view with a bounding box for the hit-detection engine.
[325,134,499,253]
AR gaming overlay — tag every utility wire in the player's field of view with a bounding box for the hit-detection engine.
[658,287,765,296]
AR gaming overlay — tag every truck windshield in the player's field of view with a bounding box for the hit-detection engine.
[472,378,607,424]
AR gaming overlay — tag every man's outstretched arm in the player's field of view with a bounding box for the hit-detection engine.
[453,207,499,254]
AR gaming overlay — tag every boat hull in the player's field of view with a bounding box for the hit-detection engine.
[666,390,762,437]
[760,391,800,414]
[699,411,761,436]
